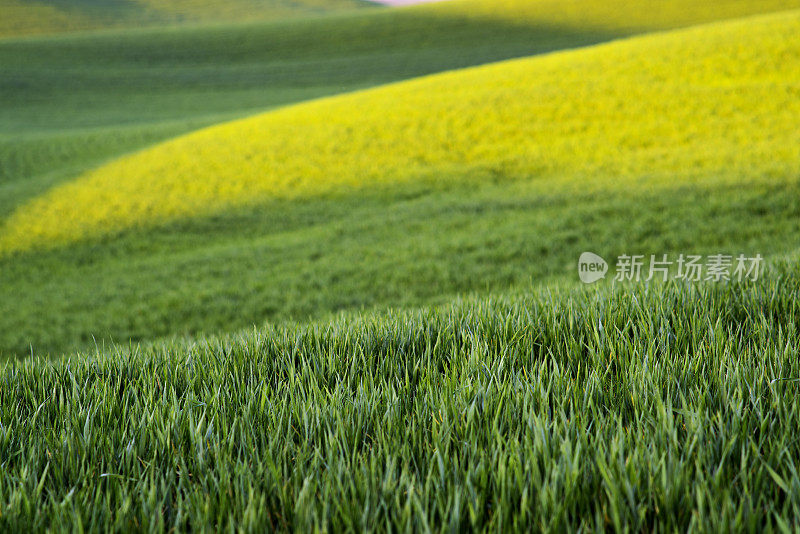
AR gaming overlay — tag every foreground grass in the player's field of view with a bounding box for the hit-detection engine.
[2,259,799,531]
[1,0,798,356]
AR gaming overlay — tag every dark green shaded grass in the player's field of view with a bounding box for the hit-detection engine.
[1,259,799,531]
[2,175,798,357]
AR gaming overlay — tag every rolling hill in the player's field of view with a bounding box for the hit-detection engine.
[2,1,800,528]
[4,10,798,252]
[0,0,372,38]
[6,0,800,232]
[5,0,800,221]
[0,8,798,356]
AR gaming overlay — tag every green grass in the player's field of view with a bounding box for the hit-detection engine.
[1,6,798,356]
[2,259,799,530]
[2,1,800,529]
[2,177,798,357]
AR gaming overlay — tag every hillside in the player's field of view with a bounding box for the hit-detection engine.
[5,0,798,39]
[0,0,372,38]
[432,0,800,32]
[0,10,798,356]
[4,0,799,220]
[5,11,799,252]
[2,2,800,528]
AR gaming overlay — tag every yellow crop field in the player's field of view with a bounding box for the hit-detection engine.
[2,10,799,253]
[432,0,800,32]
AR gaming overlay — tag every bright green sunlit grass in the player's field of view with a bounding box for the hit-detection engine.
[2,259,799,530]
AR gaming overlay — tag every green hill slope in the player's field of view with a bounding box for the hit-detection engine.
[6,10,798,252]
[1,10,798,356]
[0,0,372,38]
[4,0,800,221]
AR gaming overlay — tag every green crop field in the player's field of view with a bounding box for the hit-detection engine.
[0,0,372,38]
[1,0,799,530]
[3,0,799,357]
[4,264,800,531]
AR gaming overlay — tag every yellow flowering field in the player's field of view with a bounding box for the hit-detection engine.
[2,9,799,254]
[432,0,800,32]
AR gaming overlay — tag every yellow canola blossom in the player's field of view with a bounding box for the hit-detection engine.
[2,11,799,253]
[431,0,800,32]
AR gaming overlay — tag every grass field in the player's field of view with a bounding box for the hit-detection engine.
[1,5,799,356]
[1,0,800,529]
[8,0,797,222]
[0,0,372,38]
[3,261,800,530]
[5,11,799,251]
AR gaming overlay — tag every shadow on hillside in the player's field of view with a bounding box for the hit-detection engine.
[2,177,798,358]
[0,10,624,112]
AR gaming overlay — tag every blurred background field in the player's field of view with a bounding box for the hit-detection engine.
[0,0,372,38]
[2,0,799,356]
